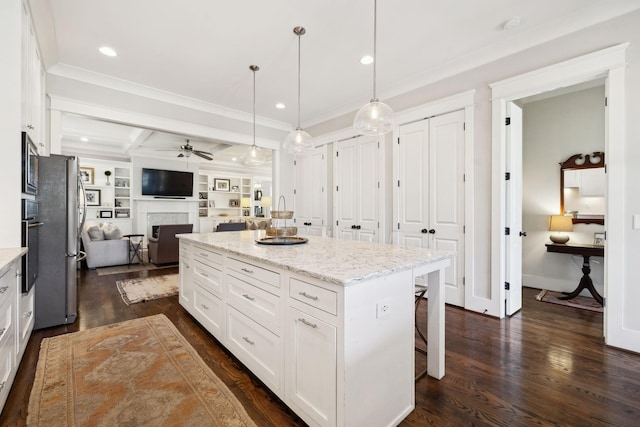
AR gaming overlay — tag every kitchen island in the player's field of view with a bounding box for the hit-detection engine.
[178,231,453,427]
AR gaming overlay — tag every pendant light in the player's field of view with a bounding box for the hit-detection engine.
[281,26,313,154]
[241,65,267,166]
[353,0,395,135]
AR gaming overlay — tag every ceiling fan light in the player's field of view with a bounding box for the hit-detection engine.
[281,128,313,154]
[353,99,395,135]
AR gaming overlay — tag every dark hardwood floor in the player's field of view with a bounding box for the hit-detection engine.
[2,266,639,426]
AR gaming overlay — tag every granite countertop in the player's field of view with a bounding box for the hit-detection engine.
[0,247,27,275]
[178,231,454,286]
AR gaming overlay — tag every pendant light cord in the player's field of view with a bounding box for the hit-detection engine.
[372,0,377,101]
[297,30,302,129]
[253,67,256,146]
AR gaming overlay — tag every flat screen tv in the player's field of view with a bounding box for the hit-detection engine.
[141,168,194,198]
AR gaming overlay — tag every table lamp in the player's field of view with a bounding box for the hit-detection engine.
[549,215,573,244]
[260,196,272,208]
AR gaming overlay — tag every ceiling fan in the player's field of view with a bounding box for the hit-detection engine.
[174,140,213,161]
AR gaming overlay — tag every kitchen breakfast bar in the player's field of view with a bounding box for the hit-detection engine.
[177,230,453,427]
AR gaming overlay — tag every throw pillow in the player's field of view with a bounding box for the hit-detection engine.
[102,224,123,240]
[248,220,258,230]
[87,225,104,241]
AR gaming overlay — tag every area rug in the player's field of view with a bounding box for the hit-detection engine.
[27,314,256,427]
[116,274,179,305]
[536,289,603,313]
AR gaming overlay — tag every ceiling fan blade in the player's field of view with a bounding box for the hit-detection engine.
[193,151,213,161]
[177,153,184,158]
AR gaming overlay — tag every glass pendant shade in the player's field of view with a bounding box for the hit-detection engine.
[353,99,395,136]
[282,127,313,154]
[241,144,266,166]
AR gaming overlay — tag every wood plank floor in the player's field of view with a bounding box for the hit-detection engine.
[2,266,639,426]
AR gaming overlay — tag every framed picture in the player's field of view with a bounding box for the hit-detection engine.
[85,189,101,206]
[79,167,95,185]
[214,178,230,191]
[593,232,605,246]
[99,210,113,218]
[231,185,239,192]
[229,199,240,207]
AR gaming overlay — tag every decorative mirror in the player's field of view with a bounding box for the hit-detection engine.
[560,152,605,225]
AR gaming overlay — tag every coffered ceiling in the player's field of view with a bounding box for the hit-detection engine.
[28,0,640,167]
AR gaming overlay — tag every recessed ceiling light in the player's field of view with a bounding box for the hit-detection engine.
[99,46,117,57]
[231,157,237,162]
[80,137,89,142]
[275,103,286,109]
[360,55,374,65]
[503,16,522,30]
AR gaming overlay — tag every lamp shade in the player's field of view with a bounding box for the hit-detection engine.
[549,215,573,244]
[260,196,272,208]
[549,215,573,232]
[353,99,395,136]
[241,197,251,208]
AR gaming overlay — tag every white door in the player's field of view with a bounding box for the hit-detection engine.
[335,137,379,241]
[505,103,523,315]
[396,110,465,306]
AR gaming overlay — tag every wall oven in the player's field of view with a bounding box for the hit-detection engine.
[22,132,38,195]
[22,199,41,293]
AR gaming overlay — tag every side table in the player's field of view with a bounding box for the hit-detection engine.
[545,243,604,305]
[123,234,145,265]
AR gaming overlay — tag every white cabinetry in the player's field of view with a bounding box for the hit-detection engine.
[0,251,29,412]
[294,146,328,236]
[21,2,46,153]
[178,237,425,427]
[334,137,379,242]
[394,110,466,306]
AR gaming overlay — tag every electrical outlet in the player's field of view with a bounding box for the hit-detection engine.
[376,301,391,318]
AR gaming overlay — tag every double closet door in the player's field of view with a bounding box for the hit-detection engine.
[334,136,379,242]
[395,110,466,307]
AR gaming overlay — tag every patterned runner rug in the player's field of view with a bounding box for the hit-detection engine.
[116,274,179,305]
[536,289,603,313]
[27,314,256,426]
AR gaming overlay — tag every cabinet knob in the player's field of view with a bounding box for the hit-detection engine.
[356,225,361,230]
[351,225,356,229]
[421,228,428,234]
[428,229,436,234]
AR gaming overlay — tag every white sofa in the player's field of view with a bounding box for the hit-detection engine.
[80,223,130,269]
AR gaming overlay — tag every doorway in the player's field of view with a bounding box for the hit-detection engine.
[490,43,628,349]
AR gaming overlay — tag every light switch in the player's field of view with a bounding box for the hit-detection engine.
[634,214,640,230]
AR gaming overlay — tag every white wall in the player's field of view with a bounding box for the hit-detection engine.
[521,86,605,294]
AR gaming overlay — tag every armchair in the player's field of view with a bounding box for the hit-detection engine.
[148,224,193,265]
[80,223,129,269]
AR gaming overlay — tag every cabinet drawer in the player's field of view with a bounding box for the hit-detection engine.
[0,266,14,307]
[227,257,280,291]
[227,306,281,393]
[193,285,224,340]
[193,259,223,296]
[18,287,34,345]
[227,274,281,334]
[290,278,337,316]
[192,245,223,267]
[0,300,13,350]
[0,337,14,408]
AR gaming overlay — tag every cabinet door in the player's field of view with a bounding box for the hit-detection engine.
[286,307,336,427]
[295,146,326,227]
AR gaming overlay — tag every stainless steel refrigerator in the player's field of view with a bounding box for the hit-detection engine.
[35,154,86,329]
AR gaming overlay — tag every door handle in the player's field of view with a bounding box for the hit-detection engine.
[428,229,436,234]
[519,231,527,237]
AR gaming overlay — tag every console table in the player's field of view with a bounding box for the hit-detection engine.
[545,243,604,305]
